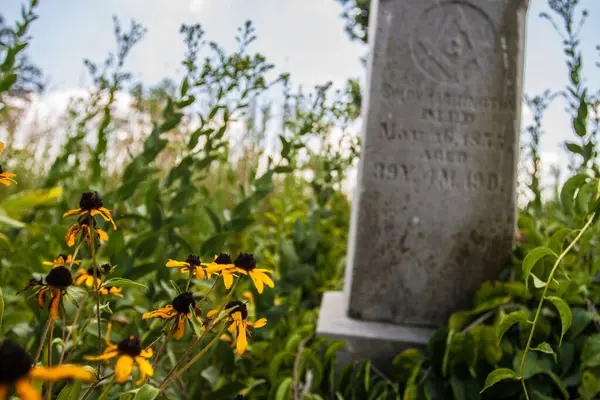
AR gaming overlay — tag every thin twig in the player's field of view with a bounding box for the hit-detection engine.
[46,320,55,400]
[80,373,114,400]
[152,325,175,368]
[586,297,600,332]
[58,296,87,364]
[34,316,52,364]
[90,227,103,378]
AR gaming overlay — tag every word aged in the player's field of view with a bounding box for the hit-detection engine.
[372,162,502,191]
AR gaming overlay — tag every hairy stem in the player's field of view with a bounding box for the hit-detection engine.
[90,222,102,378]
[520,213,595,399]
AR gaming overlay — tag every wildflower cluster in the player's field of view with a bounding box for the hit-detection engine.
[7,190,275,398]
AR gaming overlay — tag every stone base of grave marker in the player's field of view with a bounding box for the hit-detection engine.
[317,292,435,369]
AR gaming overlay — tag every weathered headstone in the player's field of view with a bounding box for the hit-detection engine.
[318,0,528,366]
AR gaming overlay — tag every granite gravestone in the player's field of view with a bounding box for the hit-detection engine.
[318,0,528,366]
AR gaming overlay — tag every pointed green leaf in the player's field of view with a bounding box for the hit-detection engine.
[133,384,160,400]
[480,368,519,393]
[548,228,575,253]
[101,278,147,291]
[531,273,546,289]
[545,296,572,344]
[497,310,528,345]
[522,247,556,288]
[561,174,588,214]
[544,370,568,399]
[531,342,557,363]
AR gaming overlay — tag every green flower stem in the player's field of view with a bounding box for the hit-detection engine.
[519,213,596,400]
[34,316,52,364]
[45,319,55,400]
[80,373,114,400]
[196,276,219,308]
[97,377,115,400]
[185,269,193,291]
[89,219,102,378]
[159,323,228,390]
[160,276,240,386]
[58,295,88,364]
[152,325,175,368]
[68,240,84,270]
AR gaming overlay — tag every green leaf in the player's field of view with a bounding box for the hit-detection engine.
[565,141,583,155]
[0,187,63,219]
[531,273,547,289]
[133,384,160,400]
[393,348,425,385]
[56,381,83,400]
[574,117,587,138]
[545,296,572,344]
[531,342,557,363]
[548,228,575,254]
[522,247,556,288]
[497,310,528,345]
[544,370,568,399]
[275,377,293,400]
[0,73,17,92]
[581,334,600,367]
[561,174,588,214]
[0,287,3,334]
[480,368,519,393]
[101,278,147,291]
[204,206,222,232]
[201,233,228,256]
[581,370,600,399]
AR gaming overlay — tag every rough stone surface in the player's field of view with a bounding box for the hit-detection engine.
[344,0,528,327]
[317,292,434,369]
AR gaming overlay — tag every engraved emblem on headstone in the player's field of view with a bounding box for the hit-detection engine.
[410,2,496,84]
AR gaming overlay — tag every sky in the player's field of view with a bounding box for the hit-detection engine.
[2,0,600,191]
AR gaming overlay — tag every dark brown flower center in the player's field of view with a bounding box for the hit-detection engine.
[86,266,102,277]
[234,253,255,271]
[172,292,195,314]
[46,266,73,289]
[0,339,33,384]
[117,336,142,357]
[58,254,69,262]
[214,253,232,264]
[79,191,103,210]
[185,254,201,267]
[101,263,112,273]
[225,301,248,320]
[0,165,3,174]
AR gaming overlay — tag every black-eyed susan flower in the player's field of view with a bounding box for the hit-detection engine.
[63,191,117,231]
[207,301,266,355]
[98,286,124,298]
[142,292,196,340]
[74,266,107,288]
[20,266,73,321]
[208,253,274,294]
[42,253,81,269]
[166,254,211,280]
[85,324,153,385]
[203,253,237,289]
[65,219,109,247]
[0,165,17,187]
[0,338,94,400]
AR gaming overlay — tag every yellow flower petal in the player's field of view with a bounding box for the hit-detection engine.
[222,270,234,289]
[248,318,267,329]
[173,314,186,340]
[248,271,264,294]
[36,287,49,309]
[85,350,119,361]
[63,208,82,218]
[256,270,275,289]
[29,365,94,382]
[135,356,154,384]
[114,355,134,383]
[206,309,218,319]
[166,259,190,268]
[139,348,153,358]
[15,379,41,400]
[142,305,175,320]
[0,142,4,152]
[0,384,7,400]
[236,322,248,355]
[49,289,61,320]
[97,228,109,241]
